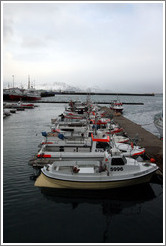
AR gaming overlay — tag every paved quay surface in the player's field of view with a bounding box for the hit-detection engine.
[113,114,163,172]
[100,106,163,173]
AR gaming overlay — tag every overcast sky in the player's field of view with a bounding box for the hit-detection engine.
[2,1,164,93]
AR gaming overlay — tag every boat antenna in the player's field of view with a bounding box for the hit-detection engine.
[94,109,99,136]
[111,135,116,148]
[28,75,30,89]
[12,75,14,88]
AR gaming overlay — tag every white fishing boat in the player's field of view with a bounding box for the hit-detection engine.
[90,117,111,126]
[51,112,112,134]
[66,100,90,114]
[40,126,92,145]
[37,130,145,160]
[10,101,34,109]
[115,142,145,157]
[110,100,123,113]
[3,109,11,116]
[105,122,124,134]
[154,112,163,139]
[37,133,110,160]
[110,134,129,143]
[51,117,123,140]
[39,130,92,146]
[52,115,88,127]
[63,110,87,118]
[6,87,41,101]
[35,150,158,189]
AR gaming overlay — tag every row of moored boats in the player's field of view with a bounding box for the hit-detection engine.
[3,101,37,118]
[34,98,159,190]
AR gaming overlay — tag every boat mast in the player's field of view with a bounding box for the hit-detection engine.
[12,75,14,88]
[28,75,30,89]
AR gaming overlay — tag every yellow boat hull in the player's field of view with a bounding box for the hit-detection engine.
[35,172,154,190]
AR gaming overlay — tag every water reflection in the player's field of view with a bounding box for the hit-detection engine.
[40,183,156,212]
[39,184,157,242]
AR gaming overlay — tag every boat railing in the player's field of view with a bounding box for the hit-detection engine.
[65,138,88,144]
[52,160,100,167]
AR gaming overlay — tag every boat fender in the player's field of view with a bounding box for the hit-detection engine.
[150,158,156,163]
[73,166,80,173]
[99,165,106,172]
[58,133,65,140]
[42,131,47,137]
[131,142,134,149]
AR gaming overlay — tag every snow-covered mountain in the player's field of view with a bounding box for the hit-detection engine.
[37,81,104,92]
[37,81,81,92]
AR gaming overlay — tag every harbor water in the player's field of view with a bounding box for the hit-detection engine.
[3,94,163,243]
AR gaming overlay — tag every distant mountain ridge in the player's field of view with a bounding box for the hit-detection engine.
[38,81,106,93]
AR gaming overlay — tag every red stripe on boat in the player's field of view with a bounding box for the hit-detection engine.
[37,154,52,158]
[42,142,53,144]
[132,150,145,156]
[91,133,110,142]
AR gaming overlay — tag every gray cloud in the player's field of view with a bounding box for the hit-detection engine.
[3,17,14,42]
[2,2,163,93]
[21,37,46,49]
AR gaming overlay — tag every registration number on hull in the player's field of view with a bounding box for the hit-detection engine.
[110,167,123,171]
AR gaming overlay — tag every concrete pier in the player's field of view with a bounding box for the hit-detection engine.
[36,101,144,105]
[98,106,163,173]
[113,114,163,172]
[53,92,155,96]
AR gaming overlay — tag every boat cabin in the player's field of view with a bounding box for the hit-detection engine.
[110,156,127,165]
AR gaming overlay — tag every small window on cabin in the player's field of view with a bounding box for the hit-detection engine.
[101,125,106,129]
[59,146,64,152]
[96,142,109,150]
[111,158,125,165]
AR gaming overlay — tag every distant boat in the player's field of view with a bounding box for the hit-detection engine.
[110,99,123,113]
[10,101,35,109]
[3,89,11,100]
[40,91,56,97]
[3,88,41,101]
[154,112,163,139]
[3,109,11,117]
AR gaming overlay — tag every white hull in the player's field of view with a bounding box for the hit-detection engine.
[35,157,158,189]
[111,106,123,112]
[35,169,157,189]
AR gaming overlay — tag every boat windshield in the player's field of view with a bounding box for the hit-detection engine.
[111,157,126,166]
[96,142,109,150]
